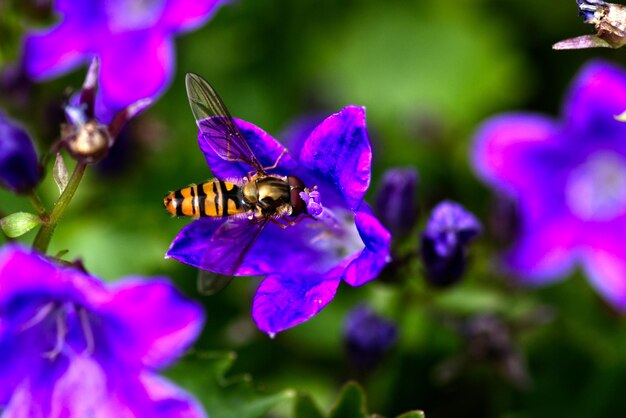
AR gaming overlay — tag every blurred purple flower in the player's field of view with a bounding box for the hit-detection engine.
[166,106,391,335]
[374,167,419,239]
[23,0,227,119]
[472,61,626,311]
[344,305,397,371]
[0,112,42,194]
[421,201,481,287]
[0,244,206,417]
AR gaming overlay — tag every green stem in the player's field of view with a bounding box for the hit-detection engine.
[33,162,87,253]
[28,191,47,218]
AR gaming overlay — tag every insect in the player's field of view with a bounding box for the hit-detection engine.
[554,1,626,49]
[164,73,314,294]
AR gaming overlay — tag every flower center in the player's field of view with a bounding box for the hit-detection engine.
[565,151,626,221]
[310,207,364,260]
[20,302,95,360]
[105,0,167,32]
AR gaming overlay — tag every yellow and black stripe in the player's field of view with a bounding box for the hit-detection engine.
[163,179,245,217]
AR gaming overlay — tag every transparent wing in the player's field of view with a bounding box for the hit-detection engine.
[197,217,269,295]
[196,270,233,296]
[185,73,266,174]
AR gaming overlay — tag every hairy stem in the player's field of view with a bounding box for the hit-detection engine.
[28,191,48,218]
[33,162,87,253]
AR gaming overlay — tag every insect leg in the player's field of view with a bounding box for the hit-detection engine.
[263,149,288,172]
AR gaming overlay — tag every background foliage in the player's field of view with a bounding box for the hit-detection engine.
[2,0,626,417]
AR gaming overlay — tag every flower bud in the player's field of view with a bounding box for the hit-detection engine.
[344,305,397,371]
[0,112,41,193]
[374,167,419,239]
[420,201,481,287]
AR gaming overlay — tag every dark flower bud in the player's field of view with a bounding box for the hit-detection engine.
[0,112,42,193]
[436,314,530,389]
[374,167,419,239]
[344,305,397,371]
[420,201,481,287]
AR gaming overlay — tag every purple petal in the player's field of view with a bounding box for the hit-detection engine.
[166,218,227,270]
[162,0,227,32]
[252,272,341,335]
[23,21,92,80]
[300,106,372,211]
[581,249,626,312]
[0,245,110,308]
[279,113,326,157]
[98,278,205,368]
[3,356,205,418]
[200,118,297,180]
[564,61,626,137]
[0,113,41,193]
[472,114,562,198]
[98,31,174,115]
[503,216,578,284]
[343,210,391,287]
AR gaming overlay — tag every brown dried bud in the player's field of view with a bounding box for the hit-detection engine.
[62,120,112,164]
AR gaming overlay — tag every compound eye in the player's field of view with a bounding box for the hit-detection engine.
[287,176,306,216]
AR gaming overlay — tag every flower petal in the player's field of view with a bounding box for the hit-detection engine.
[300,106,372,211]
[0,113,41,193]
[98,277,205,368]
[23,22,92,80]
[472,114,562,198]
[581,249,626,312]
[162,0,227,32]
[200,118,297,180]
[0,245,109,307]
[343,210,391,287]
[252,272,341,335]
[564,61,626,137]
[503,216,578,284]
[166,218,227,270]
[3,356,205,418]
[98,31,174,115]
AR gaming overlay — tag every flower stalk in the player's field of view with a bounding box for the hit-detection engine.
[32,162,86,253]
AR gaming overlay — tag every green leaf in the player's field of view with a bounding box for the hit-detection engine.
[396,411,426,418]
[328,382,368,418]
[294,392,325,418]
[0,212,41,238]
[166,351,295,418]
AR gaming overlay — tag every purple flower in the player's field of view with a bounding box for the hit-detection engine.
[0,244,206,417]
[374,167,419,239]
[472,61,626,311]
[23,0,227,118]
[166,106,391,336]
[344,305,397,371]
[420,201,481,287]
[0,112,42,193]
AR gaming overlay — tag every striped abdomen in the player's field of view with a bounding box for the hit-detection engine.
[164,179,246,217]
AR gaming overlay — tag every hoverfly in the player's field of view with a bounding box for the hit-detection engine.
[164,74,314,294]
[554,1,626,49]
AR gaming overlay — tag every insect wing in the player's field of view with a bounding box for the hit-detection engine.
[197,217,269,295]
[185,73,266,174]
[197,270,233,296]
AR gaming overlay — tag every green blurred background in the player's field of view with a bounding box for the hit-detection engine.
[3,0,626,417]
